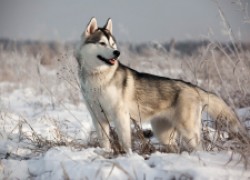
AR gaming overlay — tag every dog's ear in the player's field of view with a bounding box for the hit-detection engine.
[104,18,112,34]
[84,17,98,38]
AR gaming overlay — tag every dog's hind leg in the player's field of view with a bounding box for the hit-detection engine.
[175,100,202,151]
[151,117,178,151]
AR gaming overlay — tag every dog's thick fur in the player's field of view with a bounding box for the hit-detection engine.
[76,17,243,152]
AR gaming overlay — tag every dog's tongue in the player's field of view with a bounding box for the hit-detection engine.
[109,59,116,65]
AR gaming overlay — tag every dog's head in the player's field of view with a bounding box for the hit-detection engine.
[76,17,120,70]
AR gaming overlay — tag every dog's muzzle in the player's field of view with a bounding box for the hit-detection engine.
[97,50,120,65]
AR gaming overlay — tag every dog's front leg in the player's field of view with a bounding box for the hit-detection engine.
[93,118,111,150]
[86,101,111,150]
[113,107,131,152]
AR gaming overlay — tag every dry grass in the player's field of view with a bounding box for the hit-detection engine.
[2,110,249,168]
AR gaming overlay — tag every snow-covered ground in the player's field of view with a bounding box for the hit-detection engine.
[0,45,250,179]
[1,82,250,179]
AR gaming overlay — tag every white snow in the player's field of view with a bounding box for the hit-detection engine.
[0,80,250,179]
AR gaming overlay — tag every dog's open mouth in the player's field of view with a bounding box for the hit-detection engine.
[97,55,117,65]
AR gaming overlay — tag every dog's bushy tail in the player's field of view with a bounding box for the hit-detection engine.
[200,90,247,137]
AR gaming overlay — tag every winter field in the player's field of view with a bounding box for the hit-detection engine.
[0,40,250,179]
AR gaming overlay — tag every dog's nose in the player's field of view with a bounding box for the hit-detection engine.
[113,50,120,57]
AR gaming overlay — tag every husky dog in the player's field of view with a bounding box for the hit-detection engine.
[76,17,243,152]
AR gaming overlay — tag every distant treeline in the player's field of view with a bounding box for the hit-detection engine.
[1,38,250,57]
[123,40,250,56]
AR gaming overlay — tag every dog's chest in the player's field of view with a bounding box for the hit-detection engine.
[80,77,120,111]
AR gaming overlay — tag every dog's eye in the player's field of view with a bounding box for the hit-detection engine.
[99,42,106,46]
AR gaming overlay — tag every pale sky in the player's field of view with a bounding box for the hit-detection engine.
[0,0,249,43]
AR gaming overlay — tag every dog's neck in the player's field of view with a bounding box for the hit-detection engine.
[79,61,119,85]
